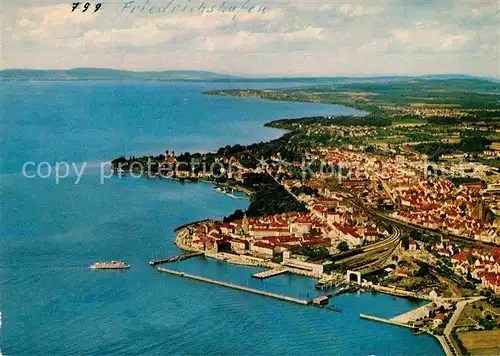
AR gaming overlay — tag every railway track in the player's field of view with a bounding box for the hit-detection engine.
[333,228,401,270]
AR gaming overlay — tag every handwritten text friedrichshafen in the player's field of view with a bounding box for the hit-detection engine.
[121,0,269,19]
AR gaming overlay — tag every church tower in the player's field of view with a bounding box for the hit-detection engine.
[242,213,249,235]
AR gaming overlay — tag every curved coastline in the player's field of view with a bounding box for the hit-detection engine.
[3,80,447,355]
[163,93,447,355]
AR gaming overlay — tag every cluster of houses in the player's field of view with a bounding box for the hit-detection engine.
[381,105,492,119]
[306,196,382,247]
[279,184,387,248]
[283,149,498,245]
[319,148,424,181]
[184,212,331,257]
[182,208,386,260]
[436,243,500,294]
[393,178,499,244]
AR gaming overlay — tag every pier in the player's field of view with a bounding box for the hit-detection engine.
[224,193,248,200]
[157,267,311,305]
[312,295,330,305]
[252,267,289,279]
[213,187,248,200]
[213,183,254,197]
[360,313,413,329]
[149,252,204,266]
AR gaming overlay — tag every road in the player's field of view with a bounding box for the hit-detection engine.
[442,297,484,356]
[435,335,455,356]
[445,300,467,337]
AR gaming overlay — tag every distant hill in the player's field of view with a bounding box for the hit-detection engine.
[0,68,240,81]
[0,68,496,83]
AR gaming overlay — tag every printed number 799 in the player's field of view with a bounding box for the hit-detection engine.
[72,2,102,12]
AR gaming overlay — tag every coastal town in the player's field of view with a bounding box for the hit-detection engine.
[5,0,500,352]
[112,78,500,356]
[170,144,499,288]
[167,145,499,355]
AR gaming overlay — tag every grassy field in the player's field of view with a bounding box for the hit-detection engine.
[479,158,500,168]
[366,137,406,146]
[458,330,500,355]
[490,142,500,150]
[456,300,500,327]
[391,119,427,127]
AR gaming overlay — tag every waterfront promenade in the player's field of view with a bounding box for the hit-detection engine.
[157,267,311,305]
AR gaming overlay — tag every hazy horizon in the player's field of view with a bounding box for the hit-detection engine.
[2,67,498,80]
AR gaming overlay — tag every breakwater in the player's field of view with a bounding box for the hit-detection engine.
[157,267,311,305]
[149,252,204,266]
[173,219,213,232]
[360,313,413,329]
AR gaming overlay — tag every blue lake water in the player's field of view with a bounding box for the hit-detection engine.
[0,81,443,355]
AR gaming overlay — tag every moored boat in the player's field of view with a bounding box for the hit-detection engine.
[89,261,130,270]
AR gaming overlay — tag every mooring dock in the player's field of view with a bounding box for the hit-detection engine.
[252,267,289,279]
[149,252,204,266]
[312,295,330,305]
[157,267,311,305]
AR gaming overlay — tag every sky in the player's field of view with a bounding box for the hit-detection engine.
[2,0,499,77]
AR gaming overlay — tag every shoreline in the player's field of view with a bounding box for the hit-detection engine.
[9,78,493,356]
[203,90,373,116]
[131,91,483,356]
[175,225,448,354]
[174,224,451,355]
[174,228,324,276]
[360,313,452,356]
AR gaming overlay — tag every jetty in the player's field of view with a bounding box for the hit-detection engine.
[360,313,412,329]
[213,186,248,200]
[149,252,204,266]
[325,305,342,312]
[312,295,330,305]
[157,267,311,305]
[224,193,248,200]
[213,184,254,196]
[252,267,289,279]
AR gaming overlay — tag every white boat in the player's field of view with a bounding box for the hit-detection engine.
[89,261,130,270]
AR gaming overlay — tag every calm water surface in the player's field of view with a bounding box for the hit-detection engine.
[1,81,443,355]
